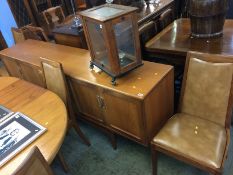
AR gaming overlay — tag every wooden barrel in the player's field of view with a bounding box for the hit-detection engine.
[188,0,229,38]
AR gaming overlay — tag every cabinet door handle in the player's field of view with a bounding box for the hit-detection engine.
[96,95,102,108]
[96,96,105,109]
[100,97,106,110]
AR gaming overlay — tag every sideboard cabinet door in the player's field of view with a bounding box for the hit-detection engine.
[2,58,22,78]
[19,62,45,87]
[71,80,105,123]
[2,58,45,88]
[102,91,144,142]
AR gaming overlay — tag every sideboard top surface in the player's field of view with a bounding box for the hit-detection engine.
[0,40,173,99]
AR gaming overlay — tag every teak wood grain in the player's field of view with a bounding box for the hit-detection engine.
[145,18,233,57]
[0,40,172,100]
[0,40,174,145]
[0,77,67,175]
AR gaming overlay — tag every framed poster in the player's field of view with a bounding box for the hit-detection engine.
[0,105,13,123]
[0,112,46,167]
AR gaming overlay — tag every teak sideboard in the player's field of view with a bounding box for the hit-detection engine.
[0,40,174,146]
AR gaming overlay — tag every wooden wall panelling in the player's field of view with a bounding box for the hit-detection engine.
[7,0,32,27]
[23,0,37,25]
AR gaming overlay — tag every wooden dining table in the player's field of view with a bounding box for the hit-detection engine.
[145,18,233,63]
[0,77,67,175]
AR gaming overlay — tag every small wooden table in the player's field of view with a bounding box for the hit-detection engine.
[145,18,233,60]
[53,16,88,49]
[0,77,67,175]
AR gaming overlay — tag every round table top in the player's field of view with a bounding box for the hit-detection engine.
[0,77,68,175]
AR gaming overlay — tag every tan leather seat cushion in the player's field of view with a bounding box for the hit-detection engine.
[152,113,226,169]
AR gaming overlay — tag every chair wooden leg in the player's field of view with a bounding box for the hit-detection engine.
[58,152,69,173]
[72,120,91,146]
[108,132,117,150]
[151,147,158,175]
[68,102,91,146]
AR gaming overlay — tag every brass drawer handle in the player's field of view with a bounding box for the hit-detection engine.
[96,95,105,109]
[100,96,106,110]
[96,95,102,108]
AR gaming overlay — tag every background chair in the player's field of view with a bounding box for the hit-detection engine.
[151,51,233,175]
[0,31,9,77]
[0,31,7,50]
[75,0,87,10]
[41,58,91,171]
[11,25,49,44]
[139,20,158,61]
[12,146,54,175]
[42,6,65,31]
[158,8,174,31]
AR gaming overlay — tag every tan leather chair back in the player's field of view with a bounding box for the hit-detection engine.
[41,58,68,104]
[180,52,233,127]
[12,146,54,175]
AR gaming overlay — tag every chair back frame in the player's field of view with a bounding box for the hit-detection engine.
[11,25,49,44]
[41,58,69,105]
[41,58,91,147]
[42,6,65,27]
[12,146,54,175]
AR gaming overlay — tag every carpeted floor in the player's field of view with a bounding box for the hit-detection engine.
[52,121,233,175]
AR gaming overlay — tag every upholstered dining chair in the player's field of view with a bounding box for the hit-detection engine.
[11,25,49,44]
[139,21,158,60]
[158,8,174,31]
[12,146,54,175]
[151,51,233,175]
[41,58,91,171]
[76,0,87,10]
[42,6,65,31]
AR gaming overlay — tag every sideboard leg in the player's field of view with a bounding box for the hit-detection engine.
[108,132,117,150]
